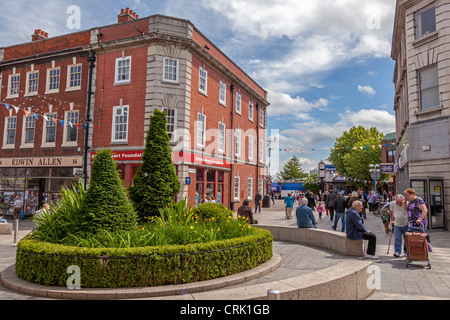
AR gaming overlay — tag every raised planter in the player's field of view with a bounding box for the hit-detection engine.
[15,228,273,288]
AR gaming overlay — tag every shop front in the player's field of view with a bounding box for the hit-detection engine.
[0,156,83,217]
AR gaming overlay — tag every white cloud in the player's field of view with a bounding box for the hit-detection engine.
[357,85,376,97]
[266,89,328,119]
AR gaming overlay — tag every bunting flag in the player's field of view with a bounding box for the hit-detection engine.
[1,101,100,130]
[278,142,397,153]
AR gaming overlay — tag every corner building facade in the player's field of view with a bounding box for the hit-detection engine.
[89,11,270,210]
[392,0,449,229]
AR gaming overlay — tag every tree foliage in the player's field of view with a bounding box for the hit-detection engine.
[277,156,308,180]
[78,149,137,233]
[129,109,181,222]
[328,126,389,185]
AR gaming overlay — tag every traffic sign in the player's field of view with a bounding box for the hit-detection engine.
[185,177,191,185]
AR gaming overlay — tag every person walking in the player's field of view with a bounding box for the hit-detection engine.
[254,191,262,214]
[323,191,329,216]
[296,198,317,228]
[326,190,337,221]
[404,188,428,231]
[332,192,347,232]
[358,190,367,221]
[346,200,379,259]
[390,194,408,257]
[317,202,324,220]
[13,196,23,220]
[284,193,294,220]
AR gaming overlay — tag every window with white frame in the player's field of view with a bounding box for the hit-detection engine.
[43,113,57,145]
[197,112,206,148]
[112,106,129,142]
[234,176,240,201]
[115,57,131,84]
[26,71,39,96]
[259,139,264,164]
[67,64,82,90]
[8,74,20,98]
[248,135,253,161]
[259,178,264,196]
[235,92,241,114]
[259,108,264,127]
[22,115,36,145]
[248,178,253,200]
[249,102,254,121]
[163,58,178,83]
[416,4,436,39]
[64,111,79,145]
[46,67,60,93]
[235,129,241,158]
[164,108,177,142]
[218,122,225,153]
[4,117,17,146]
[199,67,208,95]
[419,65,439,111]
[219,81,226,105]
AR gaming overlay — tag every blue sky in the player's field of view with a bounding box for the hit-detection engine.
[0,0,397,175]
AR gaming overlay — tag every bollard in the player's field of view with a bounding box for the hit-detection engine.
[267,289,280,300]
[14,218,19,243]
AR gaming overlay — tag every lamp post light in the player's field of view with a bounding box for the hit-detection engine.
[369,164,381,193]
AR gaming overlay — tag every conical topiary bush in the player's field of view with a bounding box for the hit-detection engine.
[78,149,137,233]
[129,108,181,222]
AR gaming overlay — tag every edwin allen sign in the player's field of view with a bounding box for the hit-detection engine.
[0,156,82,167]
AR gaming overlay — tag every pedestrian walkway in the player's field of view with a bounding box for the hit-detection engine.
[1,200,450,300]
[255,199,450,300]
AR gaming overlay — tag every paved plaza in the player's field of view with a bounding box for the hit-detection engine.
[1,199,450,300]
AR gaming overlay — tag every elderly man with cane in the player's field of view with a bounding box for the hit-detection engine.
[388,194,408,257]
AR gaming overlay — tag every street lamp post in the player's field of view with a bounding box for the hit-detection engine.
[369,164,381,193]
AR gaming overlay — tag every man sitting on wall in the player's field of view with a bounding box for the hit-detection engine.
[296,198,318,228]
[346,200,379,260]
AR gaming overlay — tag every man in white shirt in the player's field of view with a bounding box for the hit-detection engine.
[390,194,408,257]
[13,197,24,220]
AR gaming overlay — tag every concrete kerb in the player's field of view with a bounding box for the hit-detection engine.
[1,219,373,300]
[0,252,282,300]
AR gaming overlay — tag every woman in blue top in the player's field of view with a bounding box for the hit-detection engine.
[284,193,294,220]
[404,188,428,230]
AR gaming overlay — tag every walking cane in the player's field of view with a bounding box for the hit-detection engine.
[387,222,394,254]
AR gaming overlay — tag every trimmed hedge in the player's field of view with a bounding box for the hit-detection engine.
[15,228,273,288]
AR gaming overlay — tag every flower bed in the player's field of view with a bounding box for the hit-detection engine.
[15,228,273,288]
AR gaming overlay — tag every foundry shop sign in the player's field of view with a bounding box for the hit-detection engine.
[0,156,82,167]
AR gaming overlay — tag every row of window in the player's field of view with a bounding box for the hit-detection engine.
[6,63,82,99]
[196,111,264,163]
[200,66,265,127]
[114,56,265,127]
[234,176,264,201]
[111,105,265,163]
[2,111,79,149]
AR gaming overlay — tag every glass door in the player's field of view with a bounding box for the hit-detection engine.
[429,179,445,229]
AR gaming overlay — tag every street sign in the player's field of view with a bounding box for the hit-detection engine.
[370,171,381,181]
[185,177,191,185]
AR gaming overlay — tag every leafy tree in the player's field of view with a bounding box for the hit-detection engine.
[129,109,181,222]
[277,156,308,180]
[328,126,388,185]
[78,149,137,233]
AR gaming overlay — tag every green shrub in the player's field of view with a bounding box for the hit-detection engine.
[32,183,86,243]
[195,202,232,222]
[78,149,137,233]
[16,228,273,288]
[129,109,181,222]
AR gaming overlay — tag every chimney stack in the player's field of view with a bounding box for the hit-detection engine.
[32,29,48,42]
[118,7,139,23]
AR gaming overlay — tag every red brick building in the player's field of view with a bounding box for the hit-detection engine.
[0,8,269,213]
[0,28,93,213]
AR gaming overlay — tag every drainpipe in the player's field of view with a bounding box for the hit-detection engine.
[83,51,96,190]
[229,84,235,211]
[256,103,259,195]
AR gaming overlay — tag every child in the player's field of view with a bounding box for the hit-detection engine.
[317,202,324,220]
